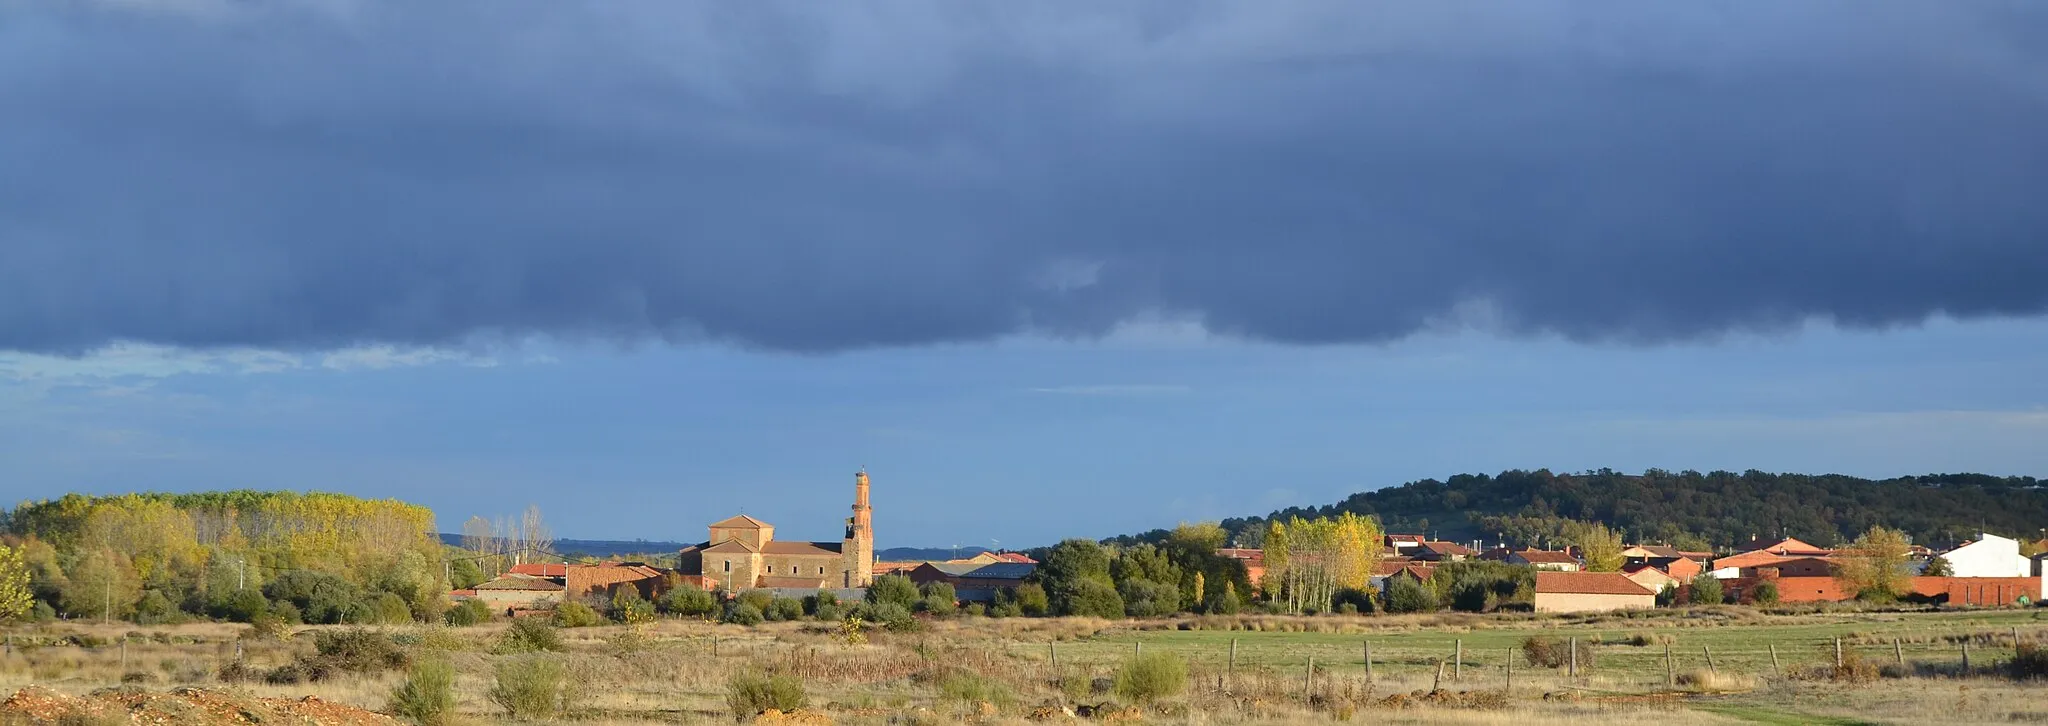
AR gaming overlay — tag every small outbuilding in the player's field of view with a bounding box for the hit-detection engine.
[1532,571,1655,613]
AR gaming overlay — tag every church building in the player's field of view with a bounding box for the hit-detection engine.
[677,470,876,590]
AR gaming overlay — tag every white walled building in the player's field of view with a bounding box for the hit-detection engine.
[1941,533,2032,578]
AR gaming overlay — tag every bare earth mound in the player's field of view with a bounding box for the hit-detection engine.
[2,685,404,726]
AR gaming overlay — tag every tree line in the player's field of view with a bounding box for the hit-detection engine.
[1103,469,2048,552]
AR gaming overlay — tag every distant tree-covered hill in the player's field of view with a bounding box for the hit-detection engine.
[1107,469,2047,552]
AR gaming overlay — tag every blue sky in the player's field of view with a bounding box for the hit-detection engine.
[3,3,2046,547]
[7,316,2045,547]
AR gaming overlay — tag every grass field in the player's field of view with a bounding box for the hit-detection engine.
[3,607,2046,724]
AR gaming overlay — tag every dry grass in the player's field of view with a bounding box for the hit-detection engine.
[5,611,2047,725]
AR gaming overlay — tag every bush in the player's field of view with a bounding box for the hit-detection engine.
[444,599,491,627]
[1521,636,1596,670]
[2013,643,2048,680]
[724,602,765,626]
[1383,577,1439,614]
[1061,579,1125,619]
[1011,583,1050,617]
[767,597,805,622]
[494,618,565,653]
[803,591,840,616]
[1113,651,1188,704]
[1750,581,1780,606]
[133,590,184,626]
[813,603,845,622]
[488,655,576,719]
[387,659,457,726]
[661,585,718,617]
[611,591,656,625]
[737,589,776,613]
[865,602,918,632]
[305,629,409,677]
[726,671,806,719]
[938,669,1014,705]
[1655,583,1679,607]
[551,600,604,628]
[867,575,919,609]
[919,581,958,615]
[371,592,415,624]
[1689,574,1724,606]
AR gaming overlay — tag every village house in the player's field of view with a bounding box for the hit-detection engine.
[1619,545,1707,580]
[471,574,564,614]
[1622,563,1679,594]
[1384,534,1424,556]
[675,470,878,590]
[906,561,1038,603]
[1218,548,1266,587]
[1410,541,1477,563]
[1940,533,2033,578]
[1531,571,1655,613]
[1506,549,1581,571]
[1709,536,1834,579]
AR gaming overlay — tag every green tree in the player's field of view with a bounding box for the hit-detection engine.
[0,543,32,623]
[610,590,655,624]
[1383,576,1438,614]
[1038,539,1117,616]
[60,549,141,622]
[449,558,485,590]
[1688,572,1723,605]
[1010,582,1049,617]
[1565,521,1625,572]
[865,575,919,609]
[918,581,957,615]
[1833,525,1913,602]
[1923,555,1954,577]
[1062,578,1125,619]
[1750,580,1780,606]
[660,585,717,617]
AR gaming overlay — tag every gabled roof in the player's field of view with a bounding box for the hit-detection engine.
[702,539,760,554]
[710,514,774,529]
[475,575,565,591]
[1534,571,1653,596]
[509,563,569,577]
[1512,549,1580,565]
[993,552,1038,564]
[1745,536,1828,555]
[1621,545,1684,559]
[762,541,841,556]
[918,562,1037,580]
[1419,541,1477,556]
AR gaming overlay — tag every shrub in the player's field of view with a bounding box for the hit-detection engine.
[813,603,845,622]
[1689,573,1724,606]
[1750,581,1780,606]
[444,599,491,627]
[1383,577,1439,614]
[661,585,718,617]
[611,591,656,625]
[737,589,776,613]
[387,659,457,726]
[1655,583,1679,607]
[494,618,565,653]
[724,602,765,626]
[133,590,184,625]
[1011,583,1050,617]
[804,590,840,615]
[605,628,650,656]
[551,600,604,628]
[919,582,958,615]
[867,575,919,609]
[962,603,986,617]
[264,663,307,685]
[727,671,806,719]
[938,669,1014,705]
[1061,579,1125,619]
[372,592,415,624]
[1521,636,1596,670]
[767,597,805,622]
[306,629,410,677]
[2013,643,2048,680]
[1113,651,1188,704]
[488,655,576,719]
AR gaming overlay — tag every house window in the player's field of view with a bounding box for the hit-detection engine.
[819,567,825,575]
[767,565,773,574]
[723,560,731,573]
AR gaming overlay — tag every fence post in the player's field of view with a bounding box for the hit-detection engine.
[1704,645,1715,675]
[1135,641,1141,657]
[1433,659,1445,692]
[1505,648,1513,694]
[1665,642,1675,687]
[1455,638,1463,681]
[1568,637,1578,680]
[1227,638,1236,685]
[1049,641,1058,668]
[1306,655,1316,701]
[120,635,127,672]
[1364,641,1373,682]
[1963,639,1971,671]
[1769,643,1780,678]
[1834,637,1843,669]
[2014,627,2024,650]
[1895,638,1905,668]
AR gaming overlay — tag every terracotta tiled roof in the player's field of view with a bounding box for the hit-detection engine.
[762,541,841,556]
[1419,541,1477,556]
[1534,571,1653,596]
[1622,545,1684,559]
[710,514,774,529]
[873,561,923,575]
[1513,549,1580,565]
[1218,548,1265,564]
[702,539,760,554]
[475,575,565,591]
[993,552,1038,564]
[509,563,569,577]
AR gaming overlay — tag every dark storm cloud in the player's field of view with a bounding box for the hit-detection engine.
[2,1,2045,353]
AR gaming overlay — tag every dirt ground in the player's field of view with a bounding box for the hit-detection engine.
[0,684,404,726]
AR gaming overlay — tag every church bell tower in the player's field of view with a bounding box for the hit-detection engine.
[843,469,875,587]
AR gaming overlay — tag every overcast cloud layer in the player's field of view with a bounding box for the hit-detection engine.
[3,1,2046,354]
